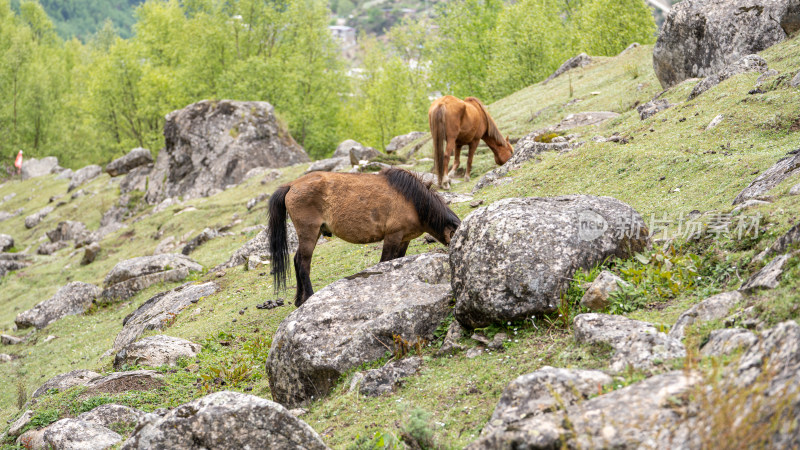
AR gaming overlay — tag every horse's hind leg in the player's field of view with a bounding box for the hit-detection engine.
[293,225,321,307]
[465,141,479,183]
[449,145,463,179]
[441,138,457,190]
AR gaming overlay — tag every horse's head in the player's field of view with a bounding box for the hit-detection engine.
[441,214,461,245]
[493,135,514,165]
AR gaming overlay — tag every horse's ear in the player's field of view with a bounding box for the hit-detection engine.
[506,135,510,143]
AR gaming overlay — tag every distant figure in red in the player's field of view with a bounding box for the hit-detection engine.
[14,150,23,175]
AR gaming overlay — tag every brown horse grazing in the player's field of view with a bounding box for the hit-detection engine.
[268,167,461,307]
[429,95,514,190]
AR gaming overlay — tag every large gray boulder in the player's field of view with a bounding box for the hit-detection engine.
[700,328,757,356]
[688,54,768,99]
[113,282,219,351]
[740,253,792,291]
[214,225,298,270]
[267,253,452,408]
[68,165,102,192]
[32,369,102,398]
[114,335,201,369]
[145,100,309,203]
[102,254,202,301]
[106,148,153,177]
[343,140,380,165]
[451,196,649,328]
[669,291,743,340]
[0,233,13,251]
[15,282,101,329]
[120,165,152,194]
[43,418,121,450]
[21,156,59,180]
[653,0,800,88]
[305,157,350,173]
[46,220,90,243]
[121,391,328,449]
[733,150,800,204]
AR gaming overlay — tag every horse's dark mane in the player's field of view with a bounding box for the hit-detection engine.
[465,97,504,144]
[381,168,461,234]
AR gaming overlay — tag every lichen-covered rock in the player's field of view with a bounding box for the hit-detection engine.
[688,54,768,100]
[740,254,792,291]
[37,241,69,255]
[574,313,658,346]
[669,291,744,340]
[733,150,800,204]
[81,242,101,265]
[755,222,800,262]
[120,165,152,195]
[145,100,308,203]
[553,111,619,132]
[181,228,218,255]
[345,140,380,165]
[32,369,102,398]
[114,335,201,369]
[8,410,34,437]
[350,357,422,397]
[470,371,700,449]
[0,253,30,278]
[113,282,219,351]
[451,197,649,328]
[0,234,13,252]
[120,391,328,449]
[15,282,101,329]
[102,254,202,301]
[479,367,612,439]
[21,156,59,180]
[653,0,800,88]
[636,99,671,120]
[214,225,298,270]
[43,418,121,450]
[46,220,90,243]
[267,253,452,408]
[78,404,147,429]
[700,328,757,356]
[68,164,102,192]
[106,148,153,177]
[1,334,23,345]
[0,208,22,223]
[543,53,591,84]
[579,270,629,311]
[24,205,54,228]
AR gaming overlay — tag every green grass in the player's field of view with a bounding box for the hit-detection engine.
[2,36,800,448]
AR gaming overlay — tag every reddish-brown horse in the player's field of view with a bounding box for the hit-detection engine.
[268,168,461,306]
[429,95,514,190]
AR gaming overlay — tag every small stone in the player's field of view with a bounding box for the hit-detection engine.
[1,334,23,345]
[469,199,484,208]
[579,271,629,311]
[82,242,101,265]
[706,114,724,130]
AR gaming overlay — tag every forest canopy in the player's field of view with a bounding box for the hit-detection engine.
[0,0,656,168]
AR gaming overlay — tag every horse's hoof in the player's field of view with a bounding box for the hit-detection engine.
[464,176,470,183]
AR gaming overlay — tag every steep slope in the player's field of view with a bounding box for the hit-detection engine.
[1,33,800,448]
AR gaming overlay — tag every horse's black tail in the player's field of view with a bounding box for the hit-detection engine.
[430,103,446,186]
[268,185,292,293]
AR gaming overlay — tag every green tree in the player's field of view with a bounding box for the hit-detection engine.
[576,0,657,56]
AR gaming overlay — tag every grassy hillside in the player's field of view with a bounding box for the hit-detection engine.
[1,34,800,448]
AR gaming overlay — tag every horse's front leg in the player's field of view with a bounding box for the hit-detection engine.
[380,232,406,262]
[465,141,479,183]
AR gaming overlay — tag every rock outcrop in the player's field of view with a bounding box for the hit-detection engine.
[349,357,422,397]
[688,54,768,100]
[106,148,154,177]
[32,369,102,398]
[669,291,743,340]
[121,391,328,449]
[77,404,147,429]
[740,254,792,291]
[385,131,427,155]
[21,156,59,180]
[543,53,592,84]
[0,253,30,278]
[0,233,13,252]
[102,254,202,301]
[15,282,101,329]
[451,196,649,328]
[113,282,219,351]
[68,164,102,192]
[305,157,350,173]
[733,150,800,204]
[267,253,452,408]
[114,335,201,369]
[700,328,757,356]
[636,99,671,120]
[145,100,308,203]
[24,205,54,228]
[653,0,800,88]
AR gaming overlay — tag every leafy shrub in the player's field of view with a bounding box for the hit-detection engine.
[400,408,437,449]
[347,430,401,450]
